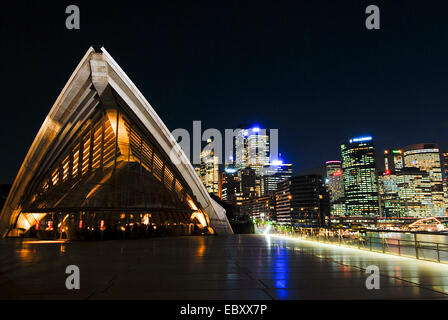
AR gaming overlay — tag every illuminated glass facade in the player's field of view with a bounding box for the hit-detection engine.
[396,167,433,217]
[235,128,269,172]
[199,139,219,195]
[403,143,446,216]
[341,137,380,217]
[325,160,345,216]
[260,162,293,196]
[275,175,329,226]
[384,149,404,172]
[378,171,401,217]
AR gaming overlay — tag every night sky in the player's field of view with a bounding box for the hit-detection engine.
[1,1,448,184]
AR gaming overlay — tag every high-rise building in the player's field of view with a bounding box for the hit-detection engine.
[383,149,404,172]
[240,167,257,199]
[442,151,448,201]
[442,152,448,182]
[396,167,433,217]
[325,161,345,216]
[378,170,401,217]
[235,127,270,173]
[241,195,276,221]
[199,139,219,195]
[220,167,239,202]
[260,161,293,196]
[402,143,445,216]
[275,175,329,226]
[341,136,380,217]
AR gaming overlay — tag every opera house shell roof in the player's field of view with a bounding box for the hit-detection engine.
[0,47,233,238]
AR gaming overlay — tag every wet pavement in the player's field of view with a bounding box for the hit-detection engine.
[0,234,447,300]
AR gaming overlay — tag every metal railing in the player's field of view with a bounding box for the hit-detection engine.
[270,227,448,264]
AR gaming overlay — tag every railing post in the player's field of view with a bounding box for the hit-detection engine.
[414,233,419,260]
[357,231,361,249]
[382,232,385,253]
[398,239,401,256]
[437,243,440,263]
[369,237,372,251]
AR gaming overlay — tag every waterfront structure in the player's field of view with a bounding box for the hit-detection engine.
[402,143,445,216]
[0,47,232,238]
[325,160,345,216]
[341,136,380,217]
[275,175,329,226]
[199,139,219,195]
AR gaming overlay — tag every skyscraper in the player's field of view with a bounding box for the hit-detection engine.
[378,170,401,217]
[260,161,293,196]
[200,139,219,195]
[396,167,433,217]
[325,161,345,216]
[341,136,380,217]
[383,149,404,172]
[234,127,270,173]
[240,167,257,199]
[275,175,329,226]
[402,143,445,216]
[220,167,239,202]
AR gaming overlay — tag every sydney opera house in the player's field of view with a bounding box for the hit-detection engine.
[0,47,232,239]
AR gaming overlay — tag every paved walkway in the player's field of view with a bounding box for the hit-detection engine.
[0,234,447,299]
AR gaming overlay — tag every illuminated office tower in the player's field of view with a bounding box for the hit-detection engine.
[260,161,293,196]
[275,175,329,226]
[378,170,401,217]
[241,195,276,221]
[200,139,219,195]
[220,167,239,202]
[402,143,445,216]
[247,128,270,173]
[325,161,345,216]
[235,129,248,171]
[443,152,448,200]
[379,149,403,217]
[383,149,404,172]
[442,152,448,181]
[341,136,380,216]
[396,167,433,217]
[239,167,257,199]
[235,127,270,173]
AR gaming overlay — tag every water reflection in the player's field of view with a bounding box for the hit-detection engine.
[268,241,291,299]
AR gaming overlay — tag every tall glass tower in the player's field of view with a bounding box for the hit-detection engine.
[341,136,380,216]
[402,143,445,216]
[325,161,345,216]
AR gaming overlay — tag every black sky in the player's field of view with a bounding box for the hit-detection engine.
[1,1,448,183]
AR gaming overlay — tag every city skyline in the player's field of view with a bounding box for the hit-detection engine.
[2,1,448,184]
